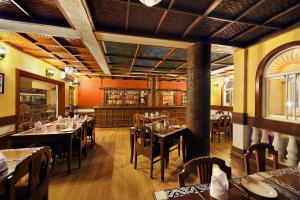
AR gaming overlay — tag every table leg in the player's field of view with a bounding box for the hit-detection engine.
[67,136,72,175]
[160,141,165,182]
[182,134,186,163]
[130,133,134,164]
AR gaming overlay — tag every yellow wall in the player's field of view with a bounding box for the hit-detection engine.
[211,76,224,105]
[0,42,77,117]
[233,27,300,116]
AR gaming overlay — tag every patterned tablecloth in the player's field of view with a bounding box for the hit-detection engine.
[153,167,300,200]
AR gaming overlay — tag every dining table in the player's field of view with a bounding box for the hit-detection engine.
[153,167,300,200]
[0,147,50,198]
[10,117,93,174]
[130,126,188,182]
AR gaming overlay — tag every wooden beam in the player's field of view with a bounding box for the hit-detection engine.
[55,0,111,75]
[125,0,130,31]
[10,0,34,20]
[95,32,193,49]
[0,19,80,39]
[155,0,175,34]
[181,0,223,38]
[147,48,176,74]
[129,45,140,75]
[229,2,300,43]
[209,0,269,38]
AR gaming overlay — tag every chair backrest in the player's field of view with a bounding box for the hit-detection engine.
[7,156,31,200]
[17,122,33,132]
[168,118,180,126]
[47,115,56,122]
[218,115,231,130]
[244,143,278,175]
[29,147,51,200]
[134,126,154,148]
[133,113,141,126]
[216,110,224,115]
[161,110,170,116]
[178,156,232,187]
[80,121,88,141]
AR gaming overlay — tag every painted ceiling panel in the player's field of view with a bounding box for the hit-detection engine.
[138,45,172,59]
[103,41,138,56]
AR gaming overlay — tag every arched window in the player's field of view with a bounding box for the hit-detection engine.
[223,79,233,106]
[263,46,300,122]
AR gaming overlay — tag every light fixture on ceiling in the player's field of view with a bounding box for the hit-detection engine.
[139,0,161,7]
[0,46,6,60]
[64,66,76,75]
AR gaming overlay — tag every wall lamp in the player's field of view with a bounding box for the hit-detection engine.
[46,69,55,77]
[0,47,6,60]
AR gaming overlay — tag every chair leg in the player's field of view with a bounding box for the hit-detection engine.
[211,131,213,143]
[150,157,154,179]
[165,151,169,168]
[78,147,81,168]
[134,152,137,169]
[85,145,87,158]
[51,152,56,172]
[178,142,180,157]
[218,131,220,143]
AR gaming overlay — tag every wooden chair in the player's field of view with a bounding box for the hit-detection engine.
[133,126,161,178]
[178,156,232,187]
[7,156,31,200]
[219,115,232,141]
[133,113,142,126]
[17,122,33,132]
[87,117,96,149]
[47,115,56,122]
[161,110,170,116]
[73,120,88,168]
[166,118,181,158]
[29,147,51,200]
[244,143,278,175]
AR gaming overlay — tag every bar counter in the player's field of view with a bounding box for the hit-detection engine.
[93,106,186,128]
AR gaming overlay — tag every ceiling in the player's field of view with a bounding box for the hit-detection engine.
[0,0,299,79]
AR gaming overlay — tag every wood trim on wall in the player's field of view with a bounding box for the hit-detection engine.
[0,115,17,127]
[233,112,300,137]
[211,105,233,111]
[16,69,65,124]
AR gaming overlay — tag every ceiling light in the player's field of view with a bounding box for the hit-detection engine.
[0,46,6,60]
[139,0,161,7]
[64,66,75,75]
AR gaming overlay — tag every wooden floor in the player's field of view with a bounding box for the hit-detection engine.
[49,128,244,200]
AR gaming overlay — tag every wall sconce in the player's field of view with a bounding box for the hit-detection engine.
[0,47,6,60]
[72,78,79,85]
[213,83,219,87]
[46,69,55,77]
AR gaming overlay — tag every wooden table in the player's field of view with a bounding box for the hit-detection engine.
[130,127,188,182]
[11,118,92,174]
[153,167,300,199]
[0,147,48,197]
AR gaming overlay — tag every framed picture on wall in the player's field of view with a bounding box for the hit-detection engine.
[0,73,4,94]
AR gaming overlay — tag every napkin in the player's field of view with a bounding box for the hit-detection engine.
[298,161,300,172]
[145,112,148,117]
[84,115,88,120]
[0,152,7,172]
[74,114,79,120]
[210,169,229,200]
[58,115,63,121]
[34,121,43,130]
